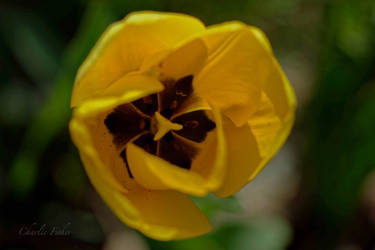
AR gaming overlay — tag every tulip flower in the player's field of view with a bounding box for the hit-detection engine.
[69,11,296,240]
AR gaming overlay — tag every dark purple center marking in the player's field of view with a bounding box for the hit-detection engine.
[104,75,216,178]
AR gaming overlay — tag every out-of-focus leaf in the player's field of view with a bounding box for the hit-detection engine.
[8,152,37,197]
[149,234,225,250]
[53,152,87,200]
[40,201,104,243]
[334,2,374,62]
[301,0,375,248]
[0,80,40,125]
[8,0,116,197]
[228,216,292,250]
[191,193,242,218]
[0,8,61,90]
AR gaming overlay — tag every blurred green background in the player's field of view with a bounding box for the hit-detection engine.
[1,0,375,249]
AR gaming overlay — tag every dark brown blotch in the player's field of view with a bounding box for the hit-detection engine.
[172,110,216,142]
[105,74,216,177]
[104,104,149,147]
[160,75,193,119]
[158,132,198,169]
[132,94,158,116]
[133,133,157,155]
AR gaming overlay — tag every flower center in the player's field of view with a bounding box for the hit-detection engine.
[104,75,216,178]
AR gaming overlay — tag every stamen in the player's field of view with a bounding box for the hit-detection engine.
[159,75,193,118]
[184,120,199,128]
[120,150,133,178]
[105,104,148,147]
[143,95,153,104]
[170,100,178,110]
[139,119,146,130]
[132,94,158,115]
[172,110,216,142]
[176,90,187,97]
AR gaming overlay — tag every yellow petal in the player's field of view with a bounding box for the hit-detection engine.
[74,74,164,118]
[126,143,208,196]
[214,117,261,198]
[246,91,293,182]
[126,189,211,240]
[245,29,296,179]
[171,94,211,119]
[215,92,294,197]
[266,58,297,119]
[71,11,205,107]
[248,110,295,181]
[71,94,211,241]
[157,38,208,80]
[70,73,163,192]
[194,22,265,126]
[248,92,281,158]
[191,106,227,190]
[85,156,211,240]
[242,25,297,119]
[69,117,128,193]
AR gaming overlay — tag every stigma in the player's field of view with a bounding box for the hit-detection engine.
[151,112,183,141]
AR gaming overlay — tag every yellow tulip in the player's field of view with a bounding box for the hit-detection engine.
[69,11,296,240]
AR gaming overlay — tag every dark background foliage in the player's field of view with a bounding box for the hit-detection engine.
[1,0,375,249]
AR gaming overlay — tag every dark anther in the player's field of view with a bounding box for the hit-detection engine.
[139,119,147,130]
[170,100,178,110]
[175,75,194,97]
[143,95,153,104]
[132,94,158,115]
[120,150,133,178]
[176,90,188,97]
[105,104,148,147]
[184,120,199,128]
[172,110,216,142]
[159,75,193,119]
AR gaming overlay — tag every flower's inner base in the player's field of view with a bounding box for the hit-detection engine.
[104,75,216,178]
